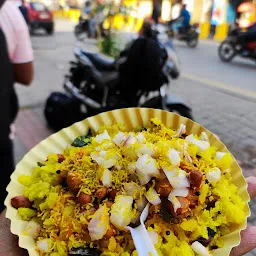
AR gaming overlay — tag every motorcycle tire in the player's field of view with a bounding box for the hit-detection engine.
[187,37,198,48]
[74,25,87,41]
[166,103,194,120]
[218,41,236,62]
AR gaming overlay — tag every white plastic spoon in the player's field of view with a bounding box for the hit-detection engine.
[127,203,158,256]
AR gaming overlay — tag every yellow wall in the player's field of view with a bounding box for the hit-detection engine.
[191,0,203,24]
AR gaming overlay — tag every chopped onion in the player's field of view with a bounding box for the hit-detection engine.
[137,173,151,186]
[136,133,146,143]
[136,196,147,211]
[200,132,209,141]
[174,124,186,137]
[25,220,41,239]
[170,187,189,197]
[91,151,118,169]
[148,230,159,245]
[216,151,226,160]
[37,239,51,253]
[183,141,193,163]
[145,189,161,206]
[167,149,181,166]
[95,130,110,143]
[113,132,127,147]
[191,241,211,256]
[124,182,142,199]
[137,144,155,157]
[186,135,210,151]
[136,154,159,185]
[88,206,109,240]
[127,162,136,174]
[168,194,181,212]
[206,167,221,183]
[124,133,137,146]
[102,169,112,187]
[163,168,190,188]
[110,195,133,228]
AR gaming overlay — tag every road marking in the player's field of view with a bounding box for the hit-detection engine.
[183,73,256,100]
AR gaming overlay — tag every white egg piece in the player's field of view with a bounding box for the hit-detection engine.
[136,154,159,179]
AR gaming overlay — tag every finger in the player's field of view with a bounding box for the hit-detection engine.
[231,226,256,256]
[246,176,256,200]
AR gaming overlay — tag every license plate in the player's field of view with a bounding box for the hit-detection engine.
[40,13,50,19]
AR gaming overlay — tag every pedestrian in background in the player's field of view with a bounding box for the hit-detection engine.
[19,0,30,25]
[0,1,34,212]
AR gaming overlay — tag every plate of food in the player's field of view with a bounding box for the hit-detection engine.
[5,108,250,256]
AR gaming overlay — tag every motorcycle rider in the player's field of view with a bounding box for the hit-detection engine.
[178,4,191,34]
[118,18,168,106]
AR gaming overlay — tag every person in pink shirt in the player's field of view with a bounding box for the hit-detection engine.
[0,0,34,211]
[0,0,34,85]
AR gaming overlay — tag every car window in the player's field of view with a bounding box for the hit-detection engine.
[30,2,47,11]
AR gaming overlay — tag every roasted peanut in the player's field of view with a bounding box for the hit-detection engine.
[176,197,189,215]
[67,173,82,194]
[105,200,114,208]
[96,187,108,200]
[57,154,65,163]
[78,193,92,206]
[155,179,172,197]
[11,196,32,209]
[108,189,119,201]
[104,224,117,239]
[189,170,203,188]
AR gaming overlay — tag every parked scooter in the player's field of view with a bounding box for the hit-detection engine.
[167,20,199,48]
[45,33,192,130]
[218,25,256,63]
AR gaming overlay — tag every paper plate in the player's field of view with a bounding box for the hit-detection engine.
[4,108,250,256]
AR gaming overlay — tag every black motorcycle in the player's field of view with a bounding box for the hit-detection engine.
[167,20,199,48]
[45,41,192,130]
[218,25,256,63]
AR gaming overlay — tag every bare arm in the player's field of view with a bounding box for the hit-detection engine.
[13,61,34,86]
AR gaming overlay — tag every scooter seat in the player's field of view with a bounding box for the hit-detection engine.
[101,71,119,88]
[81,51,116,71]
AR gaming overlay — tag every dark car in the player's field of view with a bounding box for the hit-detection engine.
[26,2,54,34]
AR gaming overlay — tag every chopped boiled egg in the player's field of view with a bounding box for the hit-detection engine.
[206,167,221,183]
[145,188,161,206]
[163,168,190,188]
[191,241,211,256]
[186,134,210,151]
[88,206,109,240]
[110,195,133,229]
[95,130,110,143]
[167,149,181,166]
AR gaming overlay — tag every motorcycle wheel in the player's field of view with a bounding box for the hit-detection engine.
[74,25,87,41]
[187,37,198,48]
[218,41,236,62]
[166,104,193,120]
